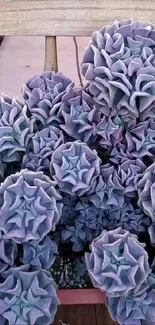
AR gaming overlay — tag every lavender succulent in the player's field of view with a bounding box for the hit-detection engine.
[118,158,146,197]
[0,231,17,273]
[51,141,101,196]
[95,116,123,149]
[22,71,73,127]
[60,89,100,144]
[110,140,130,165]
[59,194,77,225]
[74,197,104,237]
[82,19,155,125]
[61,225,86,252]
[21,236,57,269]
[101,203,150,234]
[110,121,155,166]
[61,197,105,251]
[22,126,64,173]
[137,162,155,221]
[125,121,155,160]
[149,223,155,247]
[89,164,124,209]
[0,264,59,325]
[0,169,63,243]
[106,275,155,325]
[0,95,32,163]
[85,227,150,296]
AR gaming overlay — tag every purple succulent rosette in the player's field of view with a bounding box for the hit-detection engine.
[22,125,64,173]
[0,264,59,325]
[20,236,57,269]
[60,88,100,144]
[118,158,146,197]
[110,120,155,166]
[59,194,78,225]
[22,71,74,127]
[0,231,17,273]
[137,162,155,221]
[125,121,155,161]
[82,19,155,125]
[0,169,63,243]
[95,116,123,149]
[0,95,32,164]
[110,139,130,165]
[85,227,150,296]
[88,163,124,209]
[61,197,105,251]
[102,203,150,235]
[51,141,101,196]
[106,275,155,325]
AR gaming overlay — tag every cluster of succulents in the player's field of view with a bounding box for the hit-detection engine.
[1,18,155,325]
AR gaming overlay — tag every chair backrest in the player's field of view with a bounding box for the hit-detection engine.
[0,0,154,71]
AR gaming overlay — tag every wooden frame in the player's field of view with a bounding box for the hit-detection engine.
[0,0,154,72]
[57,289,105,305]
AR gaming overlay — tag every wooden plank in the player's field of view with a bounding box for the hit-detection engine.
[53,305,96,325]
[57,289,105,305]
[95,305,118,325]
[0,0,155,36]
[44,36,58,72]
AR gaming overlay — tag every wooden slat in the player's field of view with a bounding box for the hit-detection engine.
[95,305,118,325]
[44,36,58,72]
[57,289,105,305]
[53,305,96,325]
[0,0,155,36]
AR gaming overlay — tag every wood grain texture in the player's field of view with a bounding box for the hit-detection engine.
[0,0,155,36]
[44,36,58,71]
[95,305,118,325]
[53,305,96,325]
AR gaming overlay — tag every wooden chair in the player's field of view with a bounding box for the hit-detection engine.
[0,0,153,73]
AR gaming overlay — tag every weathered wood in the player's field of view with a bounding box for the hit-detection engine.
[0,0,155,36]
[53,305,96,325]
[44,36,58,72]
[95,305,118,325]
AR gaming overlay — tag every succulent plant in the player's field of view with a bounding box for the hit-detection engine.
[60,88,100,144]
[106,275,155,325]
[59,194,78,225]
[149,223,155,247]
[89,163,124,209]
[110,120,155,167]
[137,162,155,221]
[82,19,155,125]
[95,116,123,149]
[20,236,57,269]
[85,227,150,296]
[0,169,63,243]
[110,139,131,165]
[118,158,146,197]
[51,141,101,196]
[61,197,105,251]
[22,71,73,128]
[61,225,86,251]
[0,94,33,164]
[0,264,59,325]
[125,121,155,160]
[22,126,64,173]
[0,230,17,273]
[101,203,150,234]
